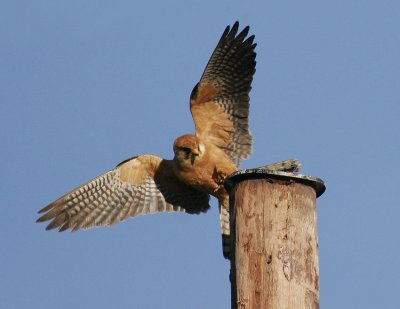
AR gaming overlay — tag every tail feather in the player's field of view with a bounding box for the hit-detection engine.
[219,204,231,259]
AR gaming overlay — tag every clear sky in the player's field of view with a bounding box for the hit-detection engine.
[1,1,399,308]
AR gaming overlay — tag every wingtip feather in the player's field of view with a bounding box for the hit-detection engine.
[38,204,53,214]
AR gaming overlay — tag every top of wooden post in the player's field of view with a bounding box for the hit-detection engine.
[225,169,326,198]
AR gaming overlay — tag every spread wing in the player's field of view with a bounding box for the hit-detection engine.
[190,22,256,166]
[37,155,210,232]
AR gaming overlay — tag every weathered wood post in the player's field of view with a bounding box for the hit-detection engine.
[225,169,325,309]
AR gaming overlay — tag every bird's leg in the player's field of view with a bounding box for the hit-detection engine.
[212,167,229,193]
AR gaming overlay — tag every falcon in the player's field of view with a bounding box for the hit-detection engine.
[37,22,300,258]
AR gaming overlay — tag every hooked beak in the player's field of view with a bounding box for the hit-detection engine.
[190,148,200,165]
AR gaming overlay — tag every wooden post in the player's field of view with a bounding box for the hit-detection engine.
[225,170,325,309]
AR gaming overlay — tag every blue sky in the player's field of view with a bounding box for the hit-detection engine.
[1,1,400,308]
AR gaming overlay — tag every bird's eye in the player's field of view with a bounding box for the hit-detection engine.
[181,147,191,155]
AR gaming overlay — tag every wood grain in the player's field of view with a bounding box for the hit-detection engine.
[230,178,320,309]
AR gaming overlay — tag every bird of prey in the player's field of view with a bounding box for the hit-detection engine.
[37,22,300,259]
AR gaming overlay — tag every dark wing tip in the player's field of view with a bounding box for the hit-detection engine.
[36,216,47,223]
[222,22,251,41]
[221,24,231,38]
[45,219,62,231]
[37,204,52,214]
[218,23,255,61]
[48,213,66,229]
[237,25,250,41]
[243,35,255,47]
[230,21,239,34]
[221,21,250,43]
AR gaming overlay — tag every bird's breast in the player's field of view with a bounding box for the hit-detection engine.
[172,145,236,196]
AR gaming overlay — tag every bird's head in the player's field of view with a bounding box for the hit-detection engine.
[173,134,204,165]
